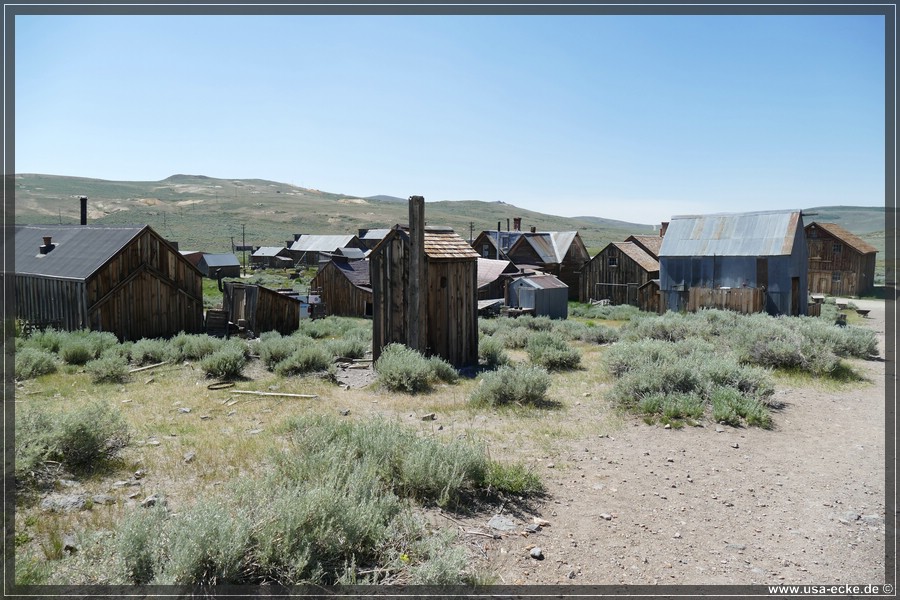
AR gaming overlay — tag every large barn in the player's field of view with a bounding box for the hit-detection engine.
[370,218,479,368]
[15,224,204,340]
[658,210,808,316]
[805,221,878,297]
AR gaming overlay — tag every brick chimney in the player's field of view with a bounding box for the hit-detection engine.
[660,221,669,237]
[513,217,522,232]
[39,236,55,254]
[80,196,88,225]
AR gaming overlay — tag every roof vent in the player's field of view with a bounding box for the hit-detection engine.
[39,236,55,255]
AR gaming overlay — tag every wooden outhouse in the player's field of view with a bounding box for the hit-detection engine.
[370,220,479,368]
[805,222,878,297]
[658,210,808,316]
[15,224,203,340]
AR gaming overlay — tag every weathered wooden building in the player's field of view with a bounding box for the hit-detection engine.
[805,221,878,297]
[198,253,241,278]
[310,257,374,318]
[15,224,203,340]
[507,274,569,319]
[221,281,301,336]
[658,210,808,316]
[506,231,589,301]
[370,219,479,368]
[358,228,391,251]
[289,234,366,267]
[638,279,662,314]
[250,246,293,269]
[578,241,660,304]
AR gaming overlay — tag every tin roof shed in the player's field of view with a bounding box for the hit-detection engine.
[659,210,803,257]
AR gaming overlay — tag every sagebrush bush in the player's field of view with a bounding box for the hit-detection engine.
[14,347,58,380]
[199,344,247,379]
[85,354,130,384]
[579,323,618,345]
[427,356,459,384]
[568,303,641,321]
[325,337,369,360]
[117,504,169,584]
[257,334,300,370]
[374,344,434,393]
[58,337,95,365]
[25,328,64,353]
[478,336,510,369]
[470,364,551,407]
[526,332,581,371]
[130,338,172,366]
[273,345,333,376]
[171,332,224,361]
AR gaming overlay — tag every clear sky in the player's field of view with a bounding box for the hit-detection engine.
[14,13,886,225]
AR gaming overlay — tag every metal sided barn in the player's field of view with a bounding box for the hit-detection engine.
[658,209,808,316]
[15,224,204,340]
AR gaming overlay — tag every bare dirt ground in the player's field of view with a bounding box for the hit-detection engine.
[424,299,890,586]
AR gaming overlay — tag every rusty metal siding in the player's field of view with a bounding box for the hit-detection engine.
[660,210,803,257]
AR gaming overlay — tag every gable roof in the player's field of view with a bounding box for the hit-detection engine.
[612,242,660,273]
[16,224,147,280]
[201,253,241,267]
[510,231,582,264]
[252,246,289,257]
[333,258,371,289]
[625,235,664,259]
[290,235,360,253]
[806,222,878,255]
[659,210,803,258]
[358,228,391,241]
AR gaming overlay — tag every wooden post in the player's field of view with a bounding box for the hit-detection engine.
[408,196,426,353]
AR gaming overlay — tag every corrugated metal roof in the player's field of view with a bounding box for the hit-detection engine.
[336,247,368,259]
[512,231,580,264]
[15,224,145,280]
[202,253,241,267]
[613,242,660,273]
[359,229,391,240]
[477,258,514,288]
[807,222,878,255]
[423,228,479,260]
[290,235,359,253]
[658,210,803,257]
[252,246,288,257]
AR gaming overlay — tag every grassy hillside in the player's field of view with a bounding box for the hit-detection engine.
[12,174,886,264]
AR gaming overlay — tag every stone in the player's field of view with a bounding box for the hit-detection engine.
[141,494,165,508]
[179,407,192,413]
[664,424,671,429]
[340,409,351,416]
[731,443,740,449]
[63,534,79,554]
[599,513,613,521]
[524,524,541,534]
[842,512,860,522]
[861,515,883,526]
[716,426,725,433]
[134,469,146,479]
[530,547,544,560]
[567,570,577,579]
[91,494,116,506]
[421,413,437,421]
[488,515,517,532]
[40,494,88,512]
[726,543,746,551]
[183,451,196,464]
[146,440,161,446]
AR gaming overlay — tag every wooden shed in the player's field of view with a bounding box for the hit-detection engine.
[638,279,662,314]
[250,246,293,269]
[658,209,808,316]
[507,273,569,319]
[578,241,660,305]
[288,234,366,267]
[805,222,878,297]
[310,257,374,318]
[221,281,301,336]
[370,216,479,368]
[15,224,203,340]
[198,253,241,278]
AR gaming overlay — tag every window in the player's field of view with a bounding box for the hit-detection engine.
[833,242,842,253]
[482,244,490,258]
[608,255,618,268]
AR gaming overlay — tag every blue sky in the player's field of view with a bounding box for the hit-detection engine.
[14,13,886,225]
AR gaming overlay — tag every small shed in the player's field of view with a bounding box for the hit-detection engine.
[658,209,808,316]
[805,222,878,297]
[578,241,660,305]
[15,224,203,340]
[198,253,241,278]
[638,279,662,314]
[507,274,569,320]
[310,257,374,318]
[250,246,293,269]
[370,214,479,368]
[221,281,301,336]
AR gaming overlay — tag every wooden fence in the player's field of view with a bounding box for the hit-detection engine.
[687,287,764,315]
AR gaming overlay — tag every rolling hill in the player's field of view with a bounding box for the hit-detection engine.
[11,174,886,265]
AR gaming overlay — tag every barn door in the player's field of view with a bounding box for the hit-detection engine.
[791,277,800,316]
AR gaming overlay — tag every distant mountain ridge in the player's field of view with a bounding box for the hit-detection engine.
[12,174,885,258]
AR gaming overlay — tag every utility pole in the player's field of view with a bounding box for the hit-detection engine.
[469,221,474,243]
[242,224,246,277]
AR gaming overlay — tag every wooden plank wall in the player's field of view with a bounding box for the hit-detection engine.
[579,246,655,305]
[425,259,478,367]
[687,287,764,314]
[371,232,410,361]
[15,275,88,330]
[808,234,873,296]
[312,263,373,317]
[255,286,300,335]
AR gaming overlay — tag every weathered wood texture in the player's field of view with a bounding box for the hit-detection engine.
[17,227,203,340]
[686,287,764,314]
[637,281,662,314]
[223,282,300,335]
[310,262,373,318]
[371,231,410,360]
[579,243,659,304]
[806,224,877,297]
